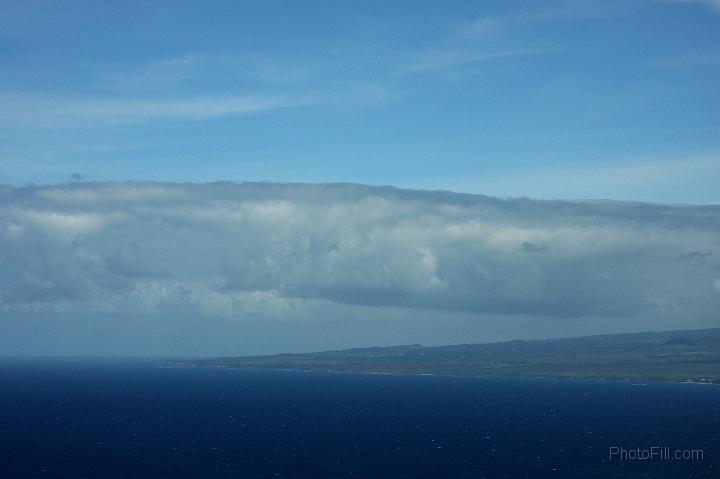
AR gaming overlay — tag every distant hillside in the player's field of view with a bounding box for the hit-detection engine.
[188,328,720,383]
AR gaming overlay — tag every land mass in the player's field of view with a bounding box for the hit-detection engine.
[187,328,720,383]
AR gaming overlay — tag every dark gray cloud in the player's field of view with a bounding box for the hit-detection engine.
[1,182,718,355]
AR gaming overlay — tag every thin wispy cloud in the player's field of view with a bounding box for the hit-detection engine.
[651,52,720,69]
[98,56,205,92]
[454,17,505,40]
[401,48,554,75]
[439,0,657,76]
[660,0,720,13]
[0,93,318,126]
[400,2,606,76]
[405,154,720,204]
[0,50,383,128]
[99,55,313,94]
[454,0,639,40]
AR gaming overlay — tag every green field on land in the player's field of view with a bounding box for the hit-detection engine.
[189,328,720,383]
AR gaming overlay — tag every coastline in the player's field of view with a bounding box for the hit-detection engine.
[175,362,720,386]
[177,328,720,386]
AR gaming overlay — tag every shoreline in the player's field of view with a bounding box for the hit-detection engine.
[175,363,720,386]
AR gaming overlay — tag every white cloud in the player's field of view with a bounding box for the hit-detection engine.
[0,93,317,126]
[405,154,720,204]
[0,182,718,355]
[454,17,504,39]
[36,184,187,204]
[100,55,313,93]
[0,182,717,323]
[661,0,720,13]
[651,52,720,69]
[402,48,552,74]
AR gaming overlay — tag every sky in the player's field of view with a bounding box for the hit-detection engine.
[0,1,719,356]
[0,0,719,203]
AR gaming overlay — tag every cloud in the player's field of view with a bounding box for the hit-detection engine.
[400,10,558,75]
[420,0,647,76]
[405,154,720,204]
[454,17,504,39]
[651,52,720,69]
[402,48,553,74]
[0,182,718,331]
[0,93,316,126]
[660,0,720,13]
[99,55,313,93]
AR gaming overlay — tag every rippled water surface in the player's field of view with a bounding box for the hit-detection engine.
[0,359,717,478]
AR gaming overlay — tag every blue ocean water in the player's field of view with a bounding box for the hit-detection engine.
[0,359,717,478]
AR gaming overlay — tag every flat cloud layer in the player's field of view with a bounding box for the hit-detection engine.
[1,182,718,355]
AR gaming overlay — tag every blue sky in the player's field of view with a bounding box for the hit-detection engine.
[1,0,719,203]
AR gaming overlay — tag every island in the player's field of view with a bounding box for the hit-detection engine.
[186,328,720,383]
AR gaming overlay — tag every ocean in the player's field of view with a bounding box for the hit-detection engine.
[0,358,717,478]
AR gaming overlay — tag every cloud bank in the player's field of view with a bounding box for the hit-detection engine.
[1,182,718,355]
